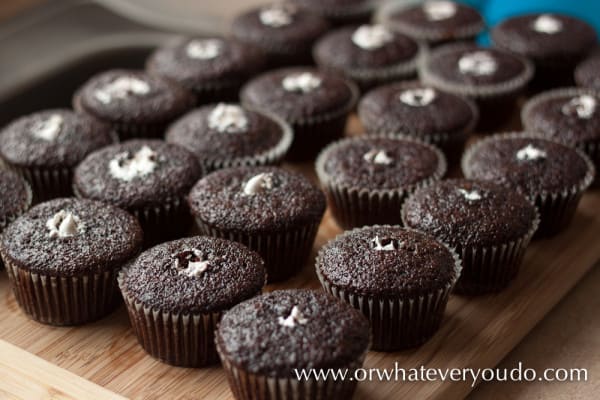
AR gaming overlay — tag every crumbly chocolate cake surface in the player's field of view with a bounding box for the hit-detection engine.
[358,82,476,135]
[74,69,193,123]
[524,91,600,143]
[188,166,326,232]
[74,139,201,209]
[464,136,592,194]
[121,236,265,314]
[317,226,457,297]
[424,44,527,85]
[575,54,600,89]
[165,104,285,161]
[0,170,30,227]
[291,0,375,13]
[0,109,114,168]
[0,198,143,276]
[216,289,370,376]
[320,137,444,189]
[402,179,536,248]
[146,37,265,90]
[314,26,418,69]
[491,14,597,60]
[240,67,354,122]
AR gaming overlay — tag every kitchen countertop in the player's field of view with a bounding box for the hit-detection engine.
[0,1,598,399]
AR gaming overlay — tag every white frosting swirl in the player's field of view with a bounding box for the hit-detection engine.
[423,1,457,21]
[458,51,497,76]
[31,114,63,141]
[109,145,159,182]
[282,72,322,93]
[371,236,401,251]
[174,249,210,277]
[457,188,482,201]
[208,104,248,133]
[561,95,597,119]
[278,306,308,327]
[259,5,294,27]
[351,25,394,50]
[185,39,222,60]
[399,88,437,107]
[94,76,150,104]
[363,149,393,165]
[243,172,274,195]
[532,14,563,34]
[46,210,83,238]
[516,144,547,161]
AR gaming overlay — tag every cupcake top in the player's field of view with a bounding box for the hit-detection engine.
[73,139,201,209]
[313,24,419,70]
[231,4,329,54]
[0,170,31,230]
[146,37,266,91]
[73,69,194,124]
[402,179,537,248]
[317,225,459,297]
[165,104,292,169]
[188,166,326,233]
[119,236,265,314]
[384,0,485,43]
[420,43,533,96]
[316,136,446,190]
[522,88,600,144]
[290,0,377,19]
[0,198,143,276]
[463,134,594,195]
[216,289,370,377]
[240,67,356,122]
[358,82,477,136]
[575,52,600,89]
[0,109,114,168]
[491,14,597,61]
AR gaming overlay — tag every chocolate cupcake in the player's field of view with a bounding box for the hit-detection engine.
[313,24,421,91]
[0,198,143,325]
[73,69,194,140]
[188,166,326,282]
[419,43,533,131]
[402,179,539,295]
[521,88,600,185]
[316,135,446,230]
[231,3,329,67]
[73,139,202,245]
[0,109,115,201]
[216,289,370,399]
[119,236,265,367]
[290,0,379,25]
[241,67,358,161]
[462,133,594,237]
[0,170,32,269]
[315,225,460,350]
[575,50,600,89]
[381,0,485,47]
[165,103,293,172]
[358,81,478,162]
[491,13,597,89]
[146,37,266,104]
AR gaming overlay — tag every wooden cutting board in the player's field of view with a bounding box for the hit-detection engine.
[1,120,600,399]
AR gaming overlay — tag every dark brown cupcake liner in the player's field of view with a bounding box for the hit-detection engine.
[522,87,600,185]
[315,226,462,351]
[216,339,367,400]
[6,164,72,203]
[118,273,225,367]
[195,219,321,283]
[1,255,121,326]
[201,110,294,173]
[462,132,595,237]
[315,135,447,230]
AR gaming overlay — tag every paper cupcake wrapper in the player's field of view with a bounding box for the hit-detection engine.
[118,276,222,367]
[6,163,72,203]
[1,255,121,326]
[201,110,294,174]
[215,340,366,400]
[194,219,321,283]
[315,135,447,230]
[315,225,462,351]
[462,132,595,237]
